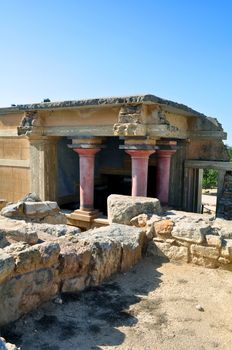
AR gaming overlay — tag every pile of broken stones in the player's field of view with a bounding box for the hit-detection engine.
[1,193,232,348]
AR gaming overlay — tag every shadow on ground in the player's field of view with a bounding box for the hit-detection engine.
[0,257,165,350]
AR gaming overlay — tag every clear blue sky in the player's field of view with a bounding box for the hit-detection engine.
[0,0,231,144]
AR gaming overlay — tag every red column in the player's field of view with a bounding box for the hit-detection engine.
[73,148,100,210]
[126,150,155,197]
[156,150,176,205]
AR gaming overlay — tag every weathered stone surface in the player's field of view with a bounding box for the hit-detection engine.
[14,242,60,274]
[149,241,189,262]
[0,252,15,283]
[190,245,219,260]
[191,256,219,269]
[0,202,24,218]
[205,235,222,247]
[172,221,210,244]
[23,201,59,216]
[1,197,66,225]
[130,214,148,227]
[108,195,162,225]
[212,219,232,239]
[20,192,41,202]
[38,242,60,267]
[154,219,174,238]
[0,268,59,326]
[62,275,87,293]
[58,241,91,278]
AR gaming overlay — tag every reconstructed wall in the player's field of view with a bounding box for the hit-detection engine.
[0,222,144,326]
[0,137,30,202]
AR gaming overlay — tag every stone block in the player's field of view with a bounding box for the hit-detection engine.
[150,241,189,263]
[191,256,219,269]
[23,201,59,216]
[0,252,15,283]
[154,219,174,238]
[107,194,162,225]
[205,235,222,247]
[190,245,219,260]
[172,222,210,244]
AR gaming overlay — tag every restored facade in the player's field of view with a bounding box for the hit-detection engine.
[0,94,231,225]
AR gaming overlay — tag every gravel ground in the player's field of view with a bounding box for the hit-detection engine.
[1,257,232,350]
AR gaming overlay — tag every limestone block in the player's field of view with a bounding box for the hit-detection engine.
[23,201,59,216]
[14,245,42,274]
[79,224,144,283]
[0,252,15,283]
[61,275,87,293]
[190,245,219,260]
[38,242,60,267]
[0,202,24,218]
[205,235,222,247]
[154,219,174,238]
[150,241,189,262]
[212,219,232,239]
[172,221,211,244]
[58,241,91,278]
[0,268,59,326]
[191,256,219,269]
[107,194,162,225]
[130,214,148,227]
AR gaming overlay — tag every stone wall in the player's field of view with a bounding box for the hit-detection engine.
[108,195,232,270]
[0,137,30,202]
[0,221,144,326]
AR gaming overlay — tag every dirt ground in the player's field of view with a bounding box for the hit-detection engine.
[1,257,232,350]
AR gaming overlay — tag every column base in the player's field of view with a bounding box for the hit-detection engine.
[69,209,100,222]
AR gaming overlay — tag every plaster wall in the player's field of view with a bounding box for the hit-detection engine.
[40,107,119,127]
[0,137,30,202]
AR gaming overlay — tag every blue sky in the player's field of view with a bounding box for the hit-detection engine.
[0,0,231,144]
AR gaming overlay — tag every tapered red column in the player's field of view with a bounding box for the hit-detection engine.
[126,150,155,196]
[73,148,100,210]
[156,150,176,205]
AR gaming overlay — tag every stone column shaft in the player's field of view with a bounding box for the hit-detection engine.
[126,150,155,197]
[156,150,176,205]
[73,148,100,210]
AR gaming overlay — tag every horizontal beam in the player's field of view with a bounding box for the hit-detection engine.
[185,160,232,171]
[0,159,30,168]
[0,130,18,137]
[43,125,115,137]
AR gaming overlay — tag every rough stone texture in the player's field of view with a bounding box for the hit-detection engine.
[0,223,144,326]
[171,221,211,243]
[212,218,232,239]
[0,194,67,225]
[205,234,222,247]
[154,219,174,238]
[191,256,219,269]
[0,252,15,283]
[149,241,189,263]
[130,214,148,227]
[190,245,220,260]
[108,195,162,225]
[0,268,59,326]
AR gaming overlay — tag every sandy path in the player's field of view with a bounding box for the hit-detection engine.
[1,257,232,350]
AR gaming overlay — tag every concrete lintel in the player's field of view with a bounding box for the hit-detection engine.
[185,160,232,171]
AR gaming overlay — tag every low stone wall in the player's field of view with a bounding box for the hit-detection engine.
[0,222,144,327]
[108,195,232,270]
